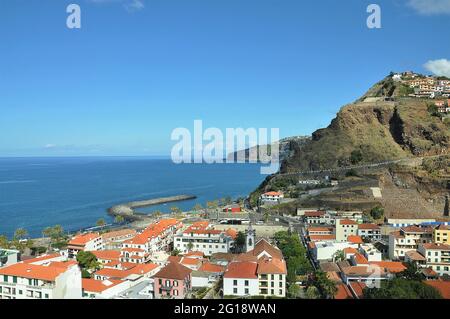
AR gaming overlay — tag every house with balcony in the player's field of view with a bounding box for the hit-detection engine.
[67,232,103,259]
[173,221,235,256]
[433,224,450,244]
[0,260,82,299]
[388,225,433,260]
[223,239,287,298]
[357,224,381,241]
[418,243,450,277]
[153,262,192,299]
[260,191,284,204]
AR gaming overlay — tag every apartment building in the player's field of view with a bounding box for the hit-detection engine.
[173,221,234,256]
[101,229,137,250]
[388,226,433,260]
[223,239,287,298]
[418,243,450,276]
[335,219,358,242]
[0,260,82,299]
[121,219,183,263]
[357,224,381,241]
[153,262,192,299]
[433,225,450,244]
[67,232,103,258]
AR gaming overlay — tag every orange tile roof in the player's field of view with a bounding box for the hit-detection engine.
[69,232,100,246]
[339,219,357,225]
[47,261,78,270]
[184,251,205,258]
[153,262,192,280]
[307,226,334,233]
[335,283,353,299]
[424,280,450,299]
[22,253,62,264]
[349,282,366,298]
[82,278,124,293]
[0,263,67,281]
[343,247,359,255]
[358,223,380,230]
[353,253,369,265]
[102,229,136,240]
[127,263,158,275]
[369,261,406,273]
[92,250,121,261]
[199,262,225,273]
[225,228,238,239]
[348,236,363,244]
[309,234,336,241]
[304,211,325,217]
[421,243,450,250]
[250,239,283,260]
[263,191,282,196]
[224,261,258,279]
[257,257,287,275]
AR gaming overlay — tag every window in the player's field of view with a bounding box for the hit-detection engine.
[45,294,49,299]
[244,280,249,286]
[245,288,249,294]
[3,275,8,283]
[233,288,237,294]
[173,289,178,296]
[233,280,237,286]
[12,276,17,283]
[173,280,178,287]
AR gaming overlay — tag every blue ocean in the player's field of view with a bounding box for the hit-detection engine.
[0,157,265,238]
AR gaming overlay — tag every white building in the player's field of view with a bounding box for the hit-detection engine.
[388,225,433,260]
[260,191,284,203]
[174,222,235,256]
[223,239,287,298]
[357,224,381,241]
[67,232,103,258]
[0,260,82,299]
[335,219,358,242]
[311,241,358,262]
[82,278,131,299]
[359,244,382,262]
[418,243,450,276]
[0,249,19,267]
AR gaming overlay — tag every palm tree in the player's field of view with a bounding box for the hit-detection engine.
[13,228,28,241]
[153,211,162,219]
[187,241,194,252]
[114,215,125,224]
[0,235,10,249]
[96,218,106,228]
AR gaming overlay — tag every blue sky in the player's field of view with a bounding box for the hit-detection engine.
[1,0,449,156]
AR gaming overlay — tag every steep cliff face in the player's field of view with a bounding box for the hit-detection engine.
[281,87,449,173]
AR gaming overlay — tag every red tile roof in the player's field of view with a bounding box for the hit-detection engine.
[224,261,258,279]
[0,263,68,281]
[22,253,62,264]
[92,250,121,261]
[425,280,450,299]
[348,236,364,244]
[339,219,357,225]
[358,223,380,230]
[153,262,192,280]
[335,283,353,299]
[198,262,225,273]
[82,278,124,293]
[309,234,336,241]
[369,261,406,273]
[69,233,100,246]
[349,282,366,299]
[304,211,325,217]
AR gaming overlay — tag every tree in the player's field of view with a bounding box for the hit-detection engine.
[193,203,203,213]
[0,235,10,249]
[364,278,442,299]
[305,286,320,299]
[187,241,194,252]
[332,250,345,262]
[96,218,106,228]
[224,196,233,205]
[114,215,125,224]
[153,211,162,219]
[76,251,99,270]
[287,284,301,298]
[397,261,423,281]
[350,150,363,165]
[14,228,28,241]
[370,206,384,220]
[314,271,337,299]
[170,206,181,214]
[263,211,270,223]
[235,231,246,253]
[171,249,181,256]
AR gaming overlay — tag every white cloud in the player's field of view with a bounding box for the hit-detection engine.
[424,59,450,77]
[44,144,57,149]
[407,0,450,15]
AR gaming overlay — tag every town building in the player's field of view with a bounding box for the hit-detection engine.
[0,249,19,267]
[102,229,137,250]
[418,243,450,277]
[357,224,381,241]
[223,239,287,298]
[433,224,450,244]
[67,232,103,259]
[0,260,82,299]
[260,191,284,203]
[153,262,192,299]
[388,225,433,260]
[173,221,235,256]
[335,219,358,242]
[82,278,130,299]
[222,204,242,213]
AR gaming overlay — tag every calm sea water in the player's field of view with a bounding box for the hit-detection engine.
[0,157,265,238]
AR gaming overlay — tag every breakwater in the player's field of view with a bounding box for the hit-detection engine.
[108,194,197,220]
